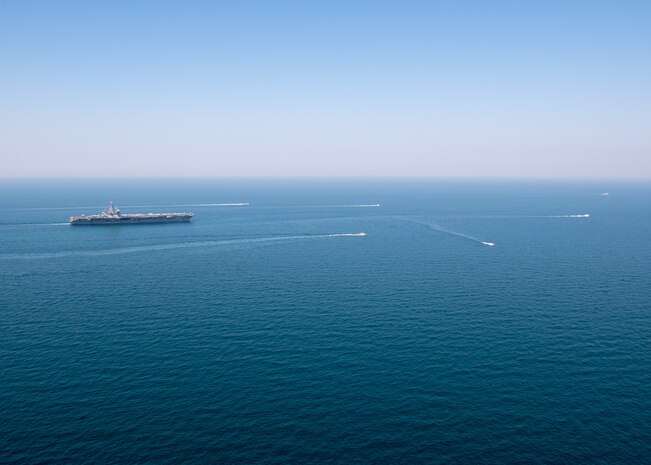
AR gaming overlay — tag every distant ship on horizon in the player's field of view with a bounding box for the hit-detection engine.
[69,202,193,225]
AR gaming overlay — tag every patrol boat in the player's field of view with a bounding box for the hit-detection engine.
[69,202,193,225]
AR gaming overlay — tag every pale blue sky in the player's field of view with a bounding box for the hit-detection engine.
[1,1,650,177]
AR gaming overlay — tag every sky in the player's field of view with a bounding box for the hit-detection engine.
[1,0,650,178]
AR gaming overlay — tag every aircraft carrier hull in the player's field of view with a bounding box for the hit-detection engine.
[70,214,193,225]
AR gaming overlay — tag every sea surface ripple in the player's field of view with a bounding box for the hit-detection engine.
[1,180,650,464]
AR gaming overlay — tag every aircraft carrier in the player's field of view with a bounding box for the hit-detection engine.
[69,202,193,225]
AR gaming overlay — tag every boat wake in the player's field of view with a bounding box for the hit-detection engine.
[188,203,250,207]
[0,233,366,260]
[440,214,591,220]
[0,222,70,227]
[271,204,380,209]
[404,218,495,247]
[2,202,250,211]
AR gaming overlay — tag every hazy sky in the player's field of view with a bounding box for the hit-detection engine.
[1,1,650,178]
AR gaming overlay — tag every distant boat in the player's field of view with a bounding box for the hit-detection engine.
[600,192,609,196]
[69,202,193,225]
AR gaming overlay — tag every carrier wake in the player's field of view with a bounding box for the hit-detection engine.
[69,202,193,225]
[0,232,368,259]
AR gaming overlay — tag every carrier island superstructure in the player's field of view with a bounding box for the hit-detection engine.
[69,202,193,225]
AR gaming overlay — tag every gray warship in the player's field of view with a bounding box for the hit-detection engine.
[69,202,193,225]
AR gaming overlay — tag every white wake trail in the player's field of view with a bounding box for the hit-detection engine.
[186,203,250,207]
[404,218,495,247]
[0,232,367,260]
[0,222,70,227]
[2,202,251,211]
[329,232,368,237]
[441,214,591,220]
[267,204,380,209]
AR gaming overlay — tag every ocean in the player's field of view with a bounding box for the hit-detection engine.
[1,179,650,464]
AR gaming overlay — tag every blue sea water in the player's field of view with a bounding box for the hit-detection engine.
[1,179,650,464]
